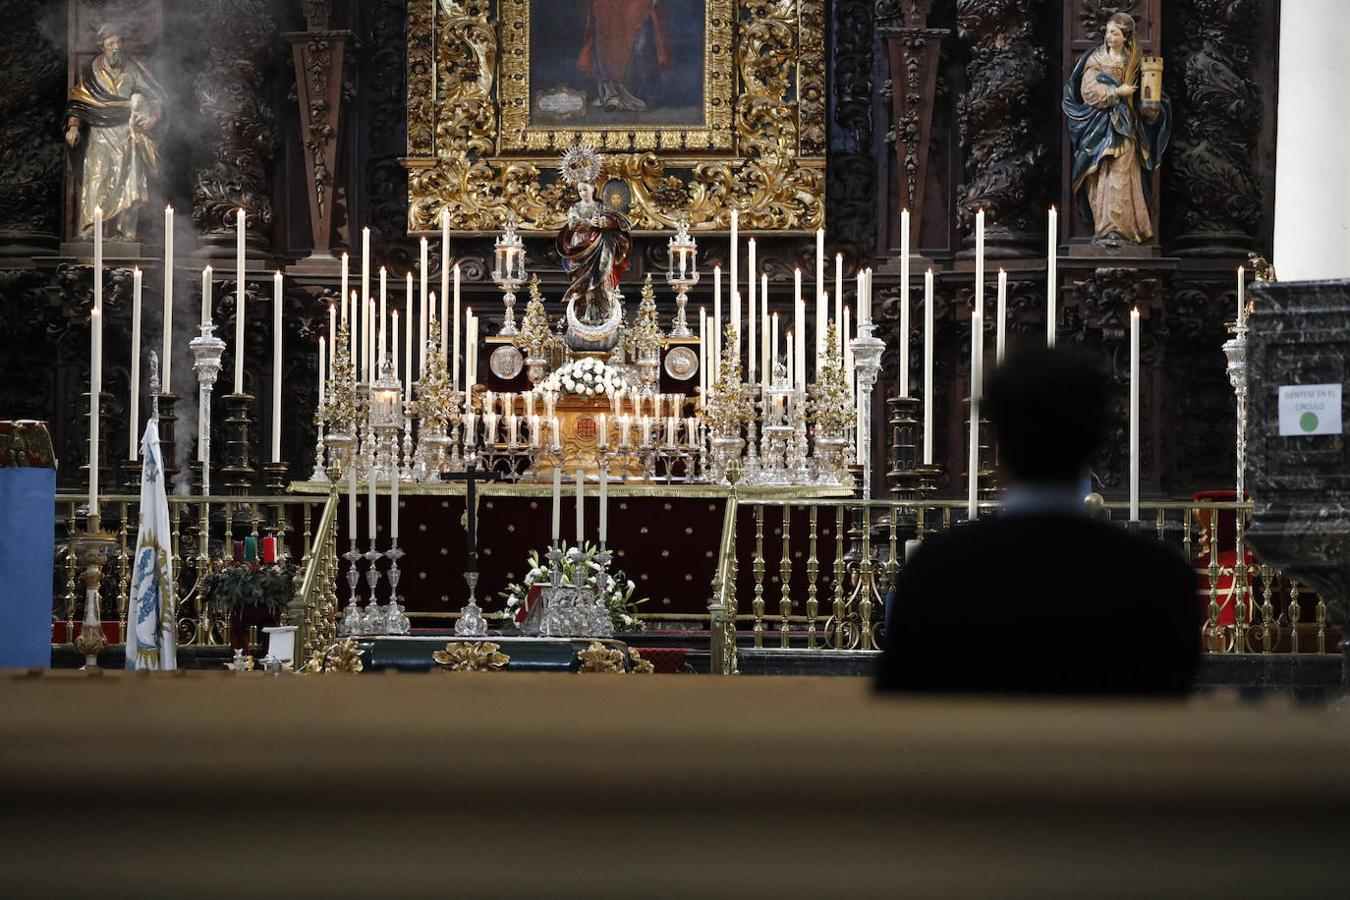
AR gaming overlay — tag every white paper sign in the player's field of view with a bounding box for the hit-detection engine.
[1278,384,1342,436]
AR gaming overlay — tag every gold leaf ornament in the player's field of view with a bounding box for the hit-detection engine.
[433,641,511,672]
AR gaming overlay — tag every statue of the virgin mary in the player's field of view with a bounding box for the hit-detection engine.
[556,145,632,350]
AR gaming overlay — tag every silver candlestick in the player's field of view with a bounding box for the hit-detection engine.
[190,320,227,495]
[340,536,362,636]
[384,541,410,635]
[1223,320,1248,502]
[492,212,526,336]
[362,539,384,635]
[665,213,698,338]
[851,320,886,501]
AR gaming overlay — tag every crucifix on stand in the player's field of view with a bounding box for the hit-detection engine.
[443,453,503,635]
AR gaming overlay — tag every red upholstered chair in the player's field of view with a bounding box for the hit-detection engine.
[1191,490,1253,630]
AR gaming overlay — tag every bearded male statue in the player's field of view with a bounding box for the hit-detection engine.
[65,25,165,241]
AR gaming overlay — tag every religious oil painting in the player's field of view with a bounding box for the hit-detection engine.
[528,0,706,128]
[497,0,734,155]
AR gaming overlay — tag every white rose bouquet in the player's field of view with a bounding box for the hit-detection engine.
[542,357,619,398]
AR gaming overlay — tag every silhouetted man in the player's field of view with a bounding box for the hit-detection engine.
[877,347,1199,694]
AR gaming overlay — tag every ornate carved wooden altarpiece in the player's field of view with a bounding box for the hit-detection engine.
[401,0,827,234]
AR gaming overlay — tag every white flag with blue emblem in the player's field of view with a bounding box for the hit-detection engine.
[126,418,176,670]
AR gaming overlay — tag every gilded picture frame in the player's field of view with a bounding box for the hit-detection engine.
[403,0,825,235]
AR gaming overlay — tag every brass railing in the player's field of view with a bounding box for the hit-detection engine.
[54,492,335,653]
[708,496,1324,673]
[288,488,341,659]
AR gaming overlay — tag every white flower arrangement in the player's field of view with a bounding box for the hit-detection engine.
[541,357,620,397]
[500,541,646,632]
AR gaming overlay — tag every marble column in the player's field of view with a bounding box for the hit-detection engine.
[1272,0,1350,281]
[1251,6,1350,678]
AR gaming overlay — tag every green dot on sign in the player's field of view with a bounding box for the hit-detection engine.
[1300,411,1320,433]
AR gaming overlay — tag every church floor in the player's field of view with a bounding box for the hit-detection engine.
[2,672,1348,897]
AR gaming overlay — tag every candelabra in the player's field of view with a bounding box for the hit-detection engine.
[321,324,360,483]
[1223,318,1248,501]
[665,213,698,338]
[370,356,403,482]
[705,324,754,484]
[72,516,115,669]
[590,450,616,637]
[492,212,527,336]
[453,454,489,636]
[850,319,886,501]
[190,319,227,496]
[756,363,795,485]
[410,320,459,483]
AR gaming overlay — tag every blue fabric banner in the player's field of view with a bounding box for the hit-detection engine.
[0,468,55,668]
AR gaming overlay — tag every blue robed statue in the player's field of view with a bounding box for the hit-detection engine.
[1063,13,1171,244]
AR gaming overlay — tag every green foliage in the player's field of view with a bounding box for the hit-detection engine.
[203,562,298,614]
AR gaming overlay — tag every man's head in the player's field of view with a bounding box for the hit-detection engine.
[95,25,124,67]
[985,346,1109,486]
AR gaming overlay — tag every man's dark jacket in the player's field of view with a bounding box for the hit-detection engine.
[877,513,1200,694]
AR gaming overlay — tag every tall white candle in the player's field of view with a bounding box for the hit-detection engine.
[318,337,326,411]
[367,461,376,543]
[91,208,102,516]
[1130,307,1141,521]
[405,275,413,401]
[392,309,400,387]
[441,209,451,357]
[349,291,358,378]
[379,266,387,363]
[201,265,212,325]
[551,464,562,542]
[234,208,246,394]
[731,290,742,369]
[794,282,805,389]
[162,205,173,394]
[1047,206,1058,347]
[923,269,934,465]
[843,305,853,401]
[328,301,336,369]
[771,312,779,376]
[747,239,756,381]
[761,273,770,387]
[272,271,283,462]
[575,468,584,544]
[974,208,985,339]
[599,462,608,544]
[996,269,1007,364]
[900,209,911,396]
[862,268,872,323]
[1237,265,1246,327]
[786,330,794,387]
[816,229,825,314]
[968,297,983,521]
[347,461,357,539]
[712,265,722,381]
[466,308,477,387]
[361,226,370,322]
[391,455,399,541]
[364,295,375,380]
[340,251,349,323]
[450,270,460,383]
[419,236,429,326]
[129,268,142,459]
[826,253,837,356]
[419,284,428,381]
[698,306,707,403]
[448,264,458,363]
[729,209,739,321]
